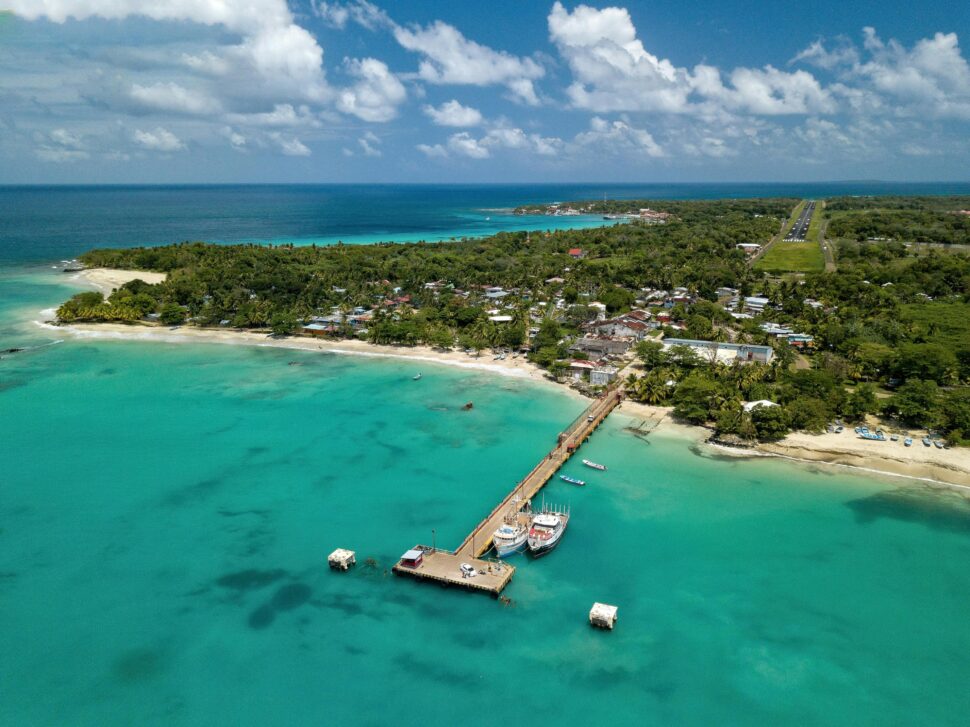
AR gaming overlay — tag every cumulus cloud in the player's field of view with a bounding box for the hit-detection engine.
[313,0,391,31]
[792,28,970,119]
[7,0,331,101]
[423,99,483,127]
[417,126,563,160]
[574,116,664,157]
[336,57,407,122]
[358,131,382,157]
[394,20,544,105]
[133,126,184,151]
[549,1,833,117]
[269,132,311,156]
[129,82,221,115]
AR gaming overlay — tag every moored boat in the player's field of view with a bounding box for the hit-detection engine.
[492,520,529,558]
[527,507,569,557]
[582,459,607,471]
[560,474,586,486]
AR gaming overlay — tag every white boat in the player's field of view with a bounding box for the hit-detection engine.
[582,459,607,471]
[492,521,528,557]
[527,506,569,557]
[413,373,422,380]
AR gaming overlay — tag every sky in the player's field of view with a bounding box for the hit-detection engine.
[1,0,969,184]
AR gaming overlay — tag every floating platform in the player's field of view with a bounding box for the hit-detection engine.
[589,602,618,630]
[328,548,356,570]
[392,546,515,596]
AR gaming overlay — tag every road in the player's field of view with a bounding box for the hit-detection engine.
[784,199,816,241]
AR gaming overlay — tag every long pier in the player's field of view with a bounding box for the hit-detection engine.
[392,389,622,595]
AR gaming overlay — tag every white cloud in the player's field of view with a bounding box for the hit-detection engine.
[36,128,90,162]
[337,58,407,122]
[226,104,320,128]
[129,82,221,115]
[574,117,664,158]
[180,50,231,76]
[313,0,391,31]
[133,126,184,152]
[792,28,970,120]
[790,39,859,70]
[358,131,382,157]
[422,99,483,127]
[394,20,544,105]
[446,132,490,159]
[269,132,311,156]
[8,0,330,101]
[416,142,448,158]
[549,1,832,117]
[221,126,247,149]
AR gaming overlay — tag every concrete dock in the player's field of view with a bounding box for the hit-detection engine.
[392,390,622,595]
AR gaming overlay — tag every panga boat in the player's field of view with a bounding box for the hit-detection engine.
[582,459,607,471]
[527,507,569,557]
[560,474,586,486]
[904,437,913,447]
[412,373,422,380]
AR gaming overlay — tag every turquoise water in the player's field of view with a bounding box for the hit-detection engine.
[3,185,970,724]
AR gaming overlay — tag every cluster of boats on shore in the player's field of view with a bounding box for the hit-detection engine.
[491,458,607,558]
[854,426,948,448]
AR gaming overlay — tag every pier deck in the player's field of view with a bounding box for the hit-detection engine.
[393,390,622,595]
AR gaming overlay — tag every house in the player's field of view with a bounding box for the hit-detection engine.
[743,296,771,314]
[787,334,815,348]
[639,208,672,223]
[588,302,607,320]
[488,315,514,323]
[588,318,649,340]
[569,336,632,360]
[568,360,596,380]
[398,549,424,568]
[568,248,584,259]
[736,243,761,255]
[483,286,508,300]
[662,337,774,364]
[590,366,618,386]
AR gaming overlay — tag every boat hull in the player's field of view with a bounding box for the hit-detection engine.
[494,539,526,558]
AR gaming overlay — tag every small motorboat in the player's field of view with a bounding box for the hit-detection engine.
[582,459,607,471]
[890,434,899,442]
[904,437,913,447]
[560,474,586,486]
[922,437,931,447]
[413,373,422,380]
[934,440,944,449]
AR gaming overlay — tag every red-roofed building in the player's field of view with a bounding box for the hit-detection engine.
[568,248,585,259]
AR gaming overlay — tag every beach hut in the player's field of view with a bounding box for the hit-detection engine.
[399,549,424,568]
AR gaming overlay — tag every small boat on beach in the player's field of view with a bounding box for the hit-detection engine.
[582,459,607,471]
[560,474,586,486]
[527,506,569,557]
[904,437,913,447]
[922,437,931,447]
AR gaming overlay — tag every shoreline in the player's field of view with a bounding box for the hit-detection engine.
[50,267,970,492]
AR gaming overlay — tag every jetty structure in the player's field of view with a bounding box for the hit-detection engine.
[392,389,622,595]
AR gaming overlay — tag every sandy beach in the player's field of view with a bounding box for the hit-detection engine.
[71,267,167,293]
[54,268,970,491]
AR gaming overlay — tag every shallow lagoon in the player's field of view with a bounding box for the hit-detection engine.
[2,330,970,725]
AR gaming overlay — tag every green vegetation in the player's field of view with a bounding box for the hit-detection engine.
[754,241,825,274]
[824,196,970,245]
[806,200,824,243]
[59,195,970,444]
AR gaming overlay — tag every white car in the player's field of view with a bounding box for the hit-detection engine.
[459,563,477,578]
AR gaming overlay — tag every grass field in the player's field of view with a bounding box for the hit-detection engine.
[754,242,825,273]
[755,200,825,273]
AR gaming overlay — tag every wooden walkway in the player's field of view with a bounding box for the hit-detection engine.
[392,389,623,595]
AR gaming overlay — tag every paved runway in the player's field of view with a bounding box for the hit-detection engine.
[784,200,816,241]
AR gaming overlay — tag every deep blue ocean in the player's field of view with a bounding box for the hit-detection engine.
[3,184,970,725]
[3,182,970,265]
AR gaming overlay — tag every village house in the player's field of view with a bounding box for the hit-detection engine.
[743,296,771,314]
[736,243,761,255]
[662,337,774,364]
[568,360,596,380]
[569,336,632,361]
[590,366,619,386]
[639,208,672,223]
[568,248,585,259]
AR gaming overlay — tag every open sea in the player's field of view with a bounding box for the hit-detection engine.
[2,184,970,726]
